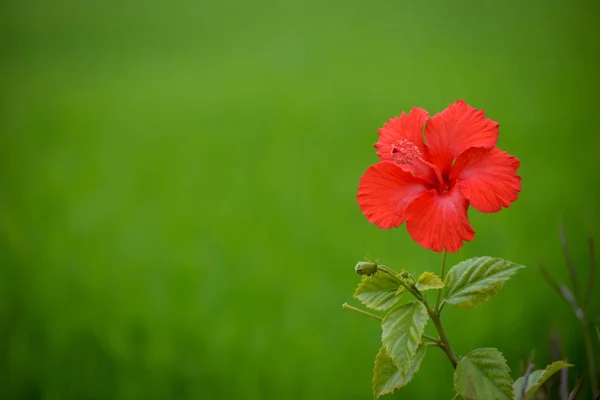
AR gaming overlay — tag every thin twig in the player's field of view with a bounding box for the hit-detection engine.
[584,236,597,308]
[560,362,569,400]
[554,283,597,394]
[541,266,585,323]
[568,377,584,400]
[521,362,534,400]
[550,332,568,400]
[559,223,580,300]
[583,326,599,395]
[559,285,585,323]
[541,267,568,302]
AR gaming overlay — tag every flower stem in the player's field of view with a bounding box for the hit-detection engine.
[426,250,458,368]
[435,250,447,312]
[424,300,459,368]
[342,303,383,321]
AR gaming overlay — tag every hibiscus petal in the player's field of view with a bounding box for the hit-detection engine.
[357,161,430,229]
[375,107,429,162]
[425,100,499,175]
[405,188,474,253]
[374,108,436,183]
[451,147,521,213]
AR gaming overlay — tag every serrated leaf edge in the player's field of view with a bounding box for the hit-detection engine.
[415,271,444,291]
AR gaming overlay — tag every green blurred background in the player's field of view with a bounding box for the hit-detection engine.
[1,0,599,398]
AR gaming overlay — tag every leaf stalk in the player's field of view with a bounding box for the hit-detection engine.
[342,303,383,321]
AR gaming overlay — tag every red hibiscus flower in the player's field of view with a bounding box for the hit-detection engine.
[357,100,521,253]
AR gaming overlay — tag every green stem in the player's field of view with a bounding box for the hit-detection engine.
[358,260,459,368]
[422,333,441,343]
[375,265,397,277]
[424,300,459,368]
[435,250,447,312]
[377,265,423,301]
[342,303,382,321]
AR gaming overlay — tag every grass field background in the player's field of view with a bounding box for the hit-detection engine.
[1,0,599,398]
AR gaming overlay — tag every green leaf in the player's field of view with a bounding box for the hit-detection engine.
[381,301,429,375]
[395,285,405,296]
[372,346,426,399]
[512,360,572,400]
[416,272,444,291]
[454,348,513,400]
[444,257,524,308]
[354,272,402,311]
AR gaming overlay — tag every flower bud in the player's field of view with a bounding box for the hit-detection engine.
[355,261,378,276]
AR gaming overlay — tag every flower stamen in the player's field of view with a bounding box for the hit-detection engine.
[391,140,446,188]
[391,140,422,165]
